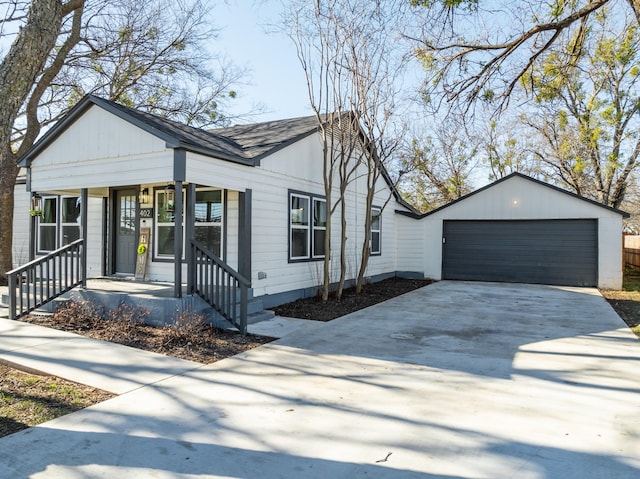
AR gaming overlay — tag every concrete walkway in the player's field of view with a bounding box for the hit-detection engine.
[1,281,639,478]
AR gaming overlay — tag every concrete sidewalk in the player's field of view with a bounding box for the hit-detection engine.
[1,281,639,478]
[0,319,203,394]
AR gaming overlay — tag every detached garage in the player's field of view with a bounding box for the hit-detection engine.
[396,173,628,290]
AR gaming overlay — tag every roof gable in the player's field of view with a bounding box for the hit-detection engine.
[19,95,322,167]
[398,172,629,219]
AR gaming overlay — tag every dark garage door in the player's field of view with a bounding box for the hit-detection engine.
[442,219,598,286]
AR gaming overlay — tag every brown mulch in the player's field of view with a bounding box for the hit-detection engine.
[273,277,433,321]
[22,306,273,364]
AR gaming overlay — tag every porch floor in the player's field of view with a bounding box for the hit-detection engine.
[84,277,187,298]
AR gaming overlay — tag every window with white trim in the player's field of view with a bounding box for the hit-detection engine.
[289,191,326,261]
[155,189,186,259]
[37,195,81,253]
[312,198,327,258]
[370,206,381,255]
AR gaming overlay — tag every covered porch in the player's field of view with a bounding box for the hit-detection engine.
[7,179,254,332]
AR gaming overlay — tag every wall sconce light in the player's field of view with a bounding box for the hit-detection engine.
[164,183,175,212]
[139,187,150,204]
[30,193,42,216]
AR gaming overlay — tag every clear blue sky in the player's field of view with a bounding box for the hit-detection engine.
[214,1,313,123]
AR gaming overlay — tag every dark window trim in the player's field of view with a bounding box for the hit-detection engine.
[288,189,326,263]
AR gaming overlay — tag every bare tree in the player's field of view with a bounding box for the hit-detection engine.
[0,0,84,284]
[480,117,537,180]
[400,120,477,211]
[287,0,363,300]
[0,0,243,283]
[287,0,410,296]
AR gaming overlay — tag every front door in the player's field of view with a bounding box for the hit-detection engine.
[115,189,137,274]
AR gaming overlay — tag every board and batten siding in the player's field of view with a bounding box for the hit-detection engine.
[29,105,174,192]
[187,133,403,299]
[421,175,623,289]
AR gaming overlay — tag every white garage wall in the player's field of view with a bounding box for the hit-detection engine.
[419,175,624,289]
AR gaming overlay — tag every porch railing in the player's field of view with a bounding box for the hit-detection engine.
[188,239,250,334]
[7,239,85,321]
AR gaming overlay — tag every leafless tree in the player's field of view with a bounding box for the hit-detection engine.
[0,0,243,283]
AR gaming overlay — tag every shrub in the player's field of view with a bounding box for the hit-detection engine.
[52,300,104,331]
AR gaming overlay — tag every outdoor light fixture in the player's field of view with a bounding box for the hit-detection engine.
[30,193,42,216]
[164,184,175,212]
[139,187,150,204]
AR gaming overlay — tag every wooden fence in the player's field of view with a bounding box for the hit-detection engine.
[624,235,640,268]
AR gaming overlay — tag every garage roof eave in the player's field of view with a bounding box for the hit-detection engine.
[413,172,630,219]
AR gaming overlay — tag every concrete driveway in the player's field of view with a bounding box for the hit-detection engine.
[1,281,639,478]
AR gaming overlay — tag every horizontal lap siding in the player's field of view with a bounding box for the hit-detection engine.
[188,134,400,298]
[442,219,598,286]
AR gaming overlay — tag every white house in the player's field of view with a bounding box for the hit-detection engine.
[8,96,628,327]
[10,95,414,318]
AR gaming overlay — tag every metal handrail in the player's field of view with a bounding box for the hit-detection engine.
[7,239,85,320]
[188,239,250,334]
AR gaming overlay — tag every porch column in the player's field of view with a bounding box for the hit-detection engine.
[81,188,88,288]
[173,148,187,298]
[186,182,196,293]
[238,188,252,280]
[174,180,183,298]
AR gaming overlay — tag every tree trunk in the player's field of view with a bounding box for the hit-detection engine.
[0,0,84,283]
[0,149,18,284]
[628,0,640,25]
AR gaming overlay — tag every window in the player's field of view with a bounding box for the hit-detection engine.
[194,189,223,256]
[313,198,327,258]
[370,206,381,255]
[289,191,326,261]
[155,189,186,259]
[37,196,81,253]
[154,187,223,260]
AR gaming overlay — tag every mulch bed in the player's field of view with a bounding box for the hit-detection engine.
[273,277,433,321]
[22,313,273,364]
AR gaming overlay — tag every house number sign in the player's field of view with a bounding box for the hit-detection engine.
[135,227,151,280]
[139,208,154,218]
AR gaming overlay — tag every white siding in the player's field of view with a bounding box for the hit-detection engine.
[421,175,624,289]
[186,133,405,298]
[395,213,424,275]
[12,184,30,267]
[30,105,173,191]
[12,185,104,276]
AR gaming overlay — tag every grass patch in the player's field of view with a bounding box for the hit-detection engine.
[601,265,640,338]
[0,365,114,438]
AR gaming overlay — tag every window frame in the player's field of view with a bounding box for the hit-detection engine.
[153,187,224,262]
[154,188,187,261]
[193,187,224,258]
[36,195,81,254]
[370,205,382,256]
[288,190,326,262]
